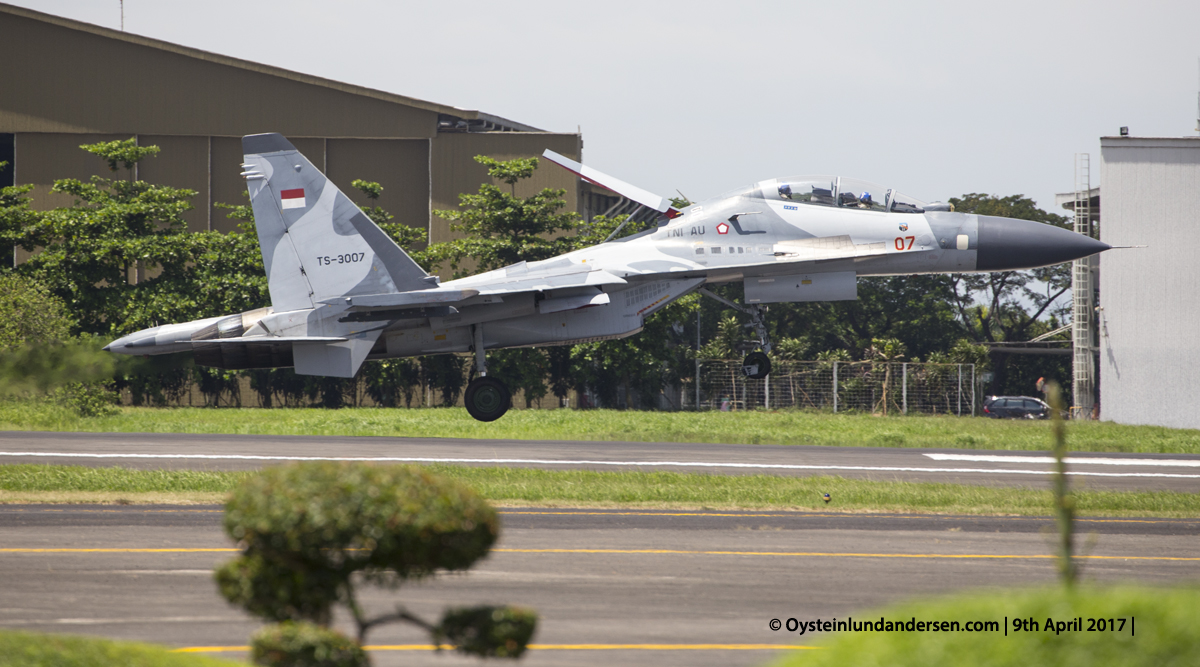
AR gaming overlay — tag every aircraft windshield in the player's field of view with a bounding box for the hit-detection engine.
[766,176,929,213]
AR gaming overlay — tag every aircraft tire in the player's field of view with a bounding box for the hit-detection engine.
[465,376,512,422]
[742,351,771,379]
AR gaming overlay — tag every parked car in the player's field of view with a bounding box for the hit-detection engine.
[982,396,1051,419]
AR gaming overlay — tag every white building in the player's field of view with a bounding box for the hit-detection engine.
[1099,136,1200,429]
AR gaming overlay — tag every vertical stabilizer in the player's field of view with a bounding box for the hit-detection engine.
[241,133,430,312]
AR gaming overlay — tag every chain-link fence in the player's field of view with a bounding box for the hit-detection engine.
[681,360,978,416]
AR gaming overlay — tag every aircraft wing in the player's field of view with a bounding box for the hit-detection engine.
[543,150,681,219]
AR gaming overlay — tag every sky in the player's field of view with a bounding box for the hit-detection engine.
[10,0,1200,213]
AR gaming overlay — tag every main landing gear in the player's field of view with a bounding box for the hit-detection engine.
[698,288,773,380]
[464,324,511,422]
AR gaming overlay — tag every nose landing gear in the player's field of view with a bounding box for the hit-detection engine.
[698,288,773,379]
[465,324,511,422]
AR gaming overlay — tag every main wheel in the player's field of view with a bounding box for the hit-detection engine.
[742,351,771,379]
[465,376,511,422]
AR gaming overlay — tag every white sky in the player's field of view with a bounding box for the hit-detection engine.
[11,0,1200,213]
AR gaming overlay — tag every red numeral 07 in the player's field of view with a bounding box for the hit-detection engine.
[894,236,915,251]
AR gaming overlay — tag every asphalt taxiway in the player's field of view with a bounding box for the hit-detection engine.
[1,505,1197,667]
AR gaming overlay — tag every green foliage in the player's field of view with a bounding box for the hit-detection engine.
[0,274,74,349]
[81,137,160,174]
[0,336,116,397]
[251,622,367,667]
[429,155,580,276]
[0,629,241,667]
[438,605,538,658]
[773,586,1200,667]
[217,462,534,661]
[488,349,549,408]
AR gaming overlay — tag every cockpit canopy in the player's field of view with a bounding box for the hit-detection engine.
[766,176,929,214]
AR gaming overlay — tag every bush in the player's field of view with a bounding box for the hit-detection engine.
[439,605,538,658]
[216,462,535,661]
[251,622,367,667]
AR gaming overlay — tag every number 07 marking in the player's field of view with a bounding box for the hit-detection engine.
[894,236,915,251]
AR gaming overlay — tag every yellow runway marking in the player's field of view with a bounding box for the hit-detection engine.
[174,643,816,653]
[2,547,1197,561]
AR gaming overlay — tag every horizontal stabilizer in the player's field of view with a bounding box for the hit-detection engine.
[464,269,626,296]
[318,288,479,310]
[543,150,680,218]
[192,336,348,344]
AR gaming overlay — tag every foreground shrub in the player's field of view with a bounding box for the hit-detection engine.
[216,462,536,664]
[251,622,367,667]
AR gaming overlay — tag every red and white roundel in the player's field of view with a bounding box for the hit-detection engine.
[715,222,730,234]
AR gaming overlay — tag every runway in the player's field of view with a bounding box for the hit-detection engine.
[2,431,1199,492]
[1,505,1197,667]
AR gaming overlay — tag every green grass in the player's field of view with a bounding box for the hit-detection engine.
[0,630,243,666]
[3,400,1200,454]
[2,464,1198,517]
[772,585,1200,667]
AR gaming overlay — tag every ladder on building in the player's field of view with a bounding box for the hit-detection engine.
[1071,154,1095,419]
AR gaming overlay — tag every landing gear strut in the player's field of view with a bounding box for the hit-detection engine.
[464,324,511,422]
[698,288,773,379]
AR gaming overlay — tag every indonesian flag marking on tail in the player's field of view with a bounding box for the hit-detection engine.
[280,188,305,210]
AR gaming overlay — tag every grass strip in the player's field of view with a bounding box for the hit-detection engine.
[1,464,1198,517]
[772,585,1200,667]
[0,629,242,667]
[3,401,1200,454]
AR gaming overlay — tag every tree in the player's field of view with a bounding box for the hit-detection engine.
[427,156,579,277]
[216,463,536,663]
[2,138,205,336]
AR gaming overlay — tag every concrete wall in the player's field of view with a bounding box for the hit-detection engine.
[1099,137,1200,429]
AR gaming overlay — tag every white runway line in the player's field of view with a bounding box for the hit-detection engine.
[1,451,1198,479]
[925,453,1200,467]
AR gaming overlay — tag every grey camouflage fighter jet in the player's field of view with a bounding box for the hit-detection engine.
[104,133,1110,421]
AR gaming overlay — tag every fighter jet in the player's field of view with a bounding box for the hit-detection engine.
[104,133,1110,421]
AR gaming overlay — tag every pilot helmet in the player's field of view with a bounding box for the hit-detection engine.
[778,183,792,197]
[859,191,873,204]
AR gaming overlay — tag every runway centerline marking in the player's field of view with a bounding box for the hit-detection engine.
[925,453,1200,467]
[2,547,1196,561]
[2,451,1197,479]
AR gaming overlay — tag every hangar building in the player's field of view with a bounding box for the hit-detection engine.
[0,2,589,274]
[1099,136,1200,430]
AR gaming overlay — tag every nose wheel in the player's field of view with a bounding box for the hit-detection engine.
[742,351,771,379]
[699,288,774,379]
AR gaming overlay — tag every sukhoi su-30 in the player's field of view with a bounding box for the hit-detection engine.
[105,133,1110,421]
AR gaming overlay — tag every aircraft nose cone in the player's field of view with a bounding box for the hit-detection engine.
[976,216,1110,271]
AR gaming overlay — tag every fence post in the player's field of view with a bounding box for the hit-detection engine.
[902,362,908,415]
[970,363,976,416]
[765,373,770,410]
[957,364,962,416]
[833,361,839,413]
[695,358,701,410]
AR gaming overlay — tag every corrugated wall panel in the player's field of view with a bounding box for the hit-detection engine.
[137,135,210,232]
[430,133,582,246]
[326,139,430,248]
[1099,138,1200,429]
[0,11,437,139]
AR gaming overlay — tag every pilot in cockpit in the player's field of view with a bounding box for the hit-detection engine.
[778,183,792,199]
[858,192,874,208]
